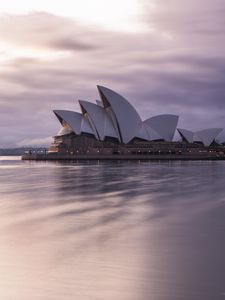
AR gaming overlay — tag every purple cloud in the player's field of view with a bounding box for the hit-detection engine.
[0,3,225,147]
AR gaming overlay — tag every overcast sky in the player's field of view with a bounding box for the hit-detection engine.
[0,0,225,147]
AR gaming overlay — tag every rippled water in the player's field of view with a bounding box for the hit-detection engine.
[0,156,225,300]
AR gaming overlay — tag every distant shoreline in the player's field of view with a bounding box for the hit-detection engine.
[0,148,47,156]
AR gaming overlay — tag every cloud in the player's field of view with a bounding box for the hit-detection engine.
[16,136,52,147]
[0,3,225,147]
[0,12,99,54]
[49,37,96,51]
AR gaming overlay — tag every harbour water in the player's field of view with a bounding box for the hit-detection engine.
[0,156,225,300]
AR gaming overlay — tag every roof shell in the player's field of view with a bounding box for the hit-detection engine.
[79,100,118,140]
[96,100,104,107]
[54,110,95,137]
[178,128,223,146]
[194,128,223,146]
[144,114,179,141]
[135,123,149,141]
[97,85,142,143]
[80,116,95,136]
[144,124,164,141]
[57,127,73,136]
[177,128,194,143]
[54,110,82,135]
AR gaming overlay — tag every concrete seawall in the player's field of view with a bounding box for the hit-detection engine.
[21,153,225,161]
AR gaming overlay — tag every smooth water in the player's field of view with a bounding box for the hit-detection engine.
[0,156,225,300]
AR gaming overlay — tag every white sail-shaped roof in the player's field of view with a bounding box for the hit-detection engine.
[57,127,73,136]
[96,100,104,107]
[80,116,95,136]
[54,110,95,137]
[178,128,223,146]
[194,128,223,146]
[135,123,149,141]
[134,123,163,141]
[79,100,118,141]
[104,114,119,139]
[177,128,194,143]
[54,110,82,135]
[97,85,142,144]
[144,114,179,141]
[145,124,164,141]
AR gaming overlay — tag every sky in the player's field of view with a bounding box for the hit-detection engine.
[0,0,225,147]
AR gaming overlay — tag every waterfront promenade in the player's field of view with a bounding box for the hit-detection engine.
[22,152,225,161]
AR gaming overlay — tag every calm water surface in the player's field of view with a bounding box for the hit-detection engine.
[0,156,225,300]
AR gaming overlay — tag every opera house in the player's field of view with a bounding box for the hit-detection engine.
[46,85,224,159]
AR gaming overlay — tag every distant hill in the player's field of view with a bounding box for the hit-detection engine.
[0,148,48,156]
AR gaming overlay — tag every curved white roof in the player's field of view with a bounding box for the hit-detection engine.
[79,100,118,141]
[144,114,179,141]
[54,110,82,135]
[134,123,163,141]
[54,110,95,137]
[145,124,164,141]
[177,128,194,143]
[57,127,73,136]
[96,100,104,107]
[97,85,142,143]
[194,128,223,146]
[178,128,223,146]
[135,123,149,141]
[80,116,95,136]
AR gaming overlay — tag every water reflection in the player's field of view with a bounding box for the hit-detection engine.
[0,158,225,300]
